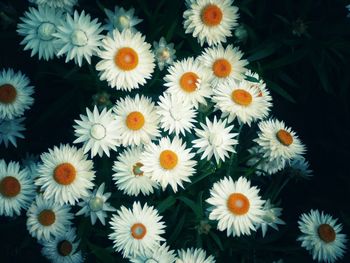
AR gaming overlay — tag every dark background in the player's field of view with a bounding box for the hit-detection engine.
[0,0,350,262]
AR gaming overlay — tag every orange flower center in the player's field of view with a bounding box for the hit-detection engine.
[179,72,199,92]
[227,193,250,215]
[212,59,231,78]
[53,163,76,185]
[0,84,17,104]
[159,150,178,170]
[0,176,21,197]
[231,89,252,106]
[201,4,223,26]
[38,209,56,226]
[57,240,73,256]
[132,162,144,176]
[131,223,147,239]
[126,111,145,130]
[114,47,139,71]
[276,129,293,146]
[318,224,336,243]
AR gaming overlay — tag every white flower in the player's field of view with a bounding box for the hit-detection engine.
[245,70,273,106]
[41,227,83,263]
[183,0,239,46]
[130,243,176,263]
[112,146,158,196]
[54,10,103,67]
[176,247,215,263]
[198,44,248,85]
[153,37,176,70]
[104,6,142,32]
[213,78,272,125]
[206,176,265,237]
[164,57,213,109]
[96,29,155,91]
[17,6,63,61]
[113,94,160,146]
[76,183,116,225]
[193,116,238,164]
[73,106,120,158]
[26,195,73,242]
[0,68,34,120]
[109,202,166,258]
[0,160,35,217]
[297,210,347,263]
[157,92,197,136]
[256,199,285,237]
[36,144,95,205]
[0,117,25,148]
[140,136,197,193]
[287,155,313,178]
[254,119,306,169]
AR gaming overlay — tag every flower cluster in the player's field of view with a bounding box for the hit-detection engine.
[0,0,346,263]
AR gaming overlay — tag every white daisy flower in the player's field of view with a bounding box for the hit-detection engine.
[183,0,239,46]
[41,227,83,263]
[140,136,197,193]
[0,117,25,148]
[96,29,155,91]
[176,247,215,263]
[17,6,63,61]
[297,210,347,263]
[164,57,213,109]
[54,10,103,67]
[198,44,248,85]
[0,160,35,217]
[112,146,158,197]
[130,243,176,263]
[153,37,176,71]
[192,116,238,164]
[0,68,34,120]
[26,195,73,242]
[76,183,116,225]
[254,119,306,168]
[29,0,77,12]
[104,6,142,32]
[35,144,95,205]
[246,146,285,175]
[157,92,197,136]
[113,94,160,146]
[109,202,166,258]
[206,176,265,237]
[256,199,285,237]
[73,106,120,158]
[212,78,272,125]
[287,155,313,178]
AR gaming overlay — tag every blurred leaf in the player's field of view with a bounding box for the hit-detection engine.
[88,242,115,263]
[266,80,296,103]
[264,48,308,70]
[168,213,186,245]
[177,196,202,218]
[157,195,176,213]
[209,231,224,251]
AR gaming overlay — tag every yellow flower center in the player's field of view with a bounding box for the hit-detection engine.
[212,59,231,78]
[0,176,21,197]
[180,72,199,92]
[318,224,336,243]
[159,150,178,170]
[276,129,293,146]
[227,193,250,215]
[114,47,139,71]
[231,89,252,106]
[53,163,76,185]
[126,111,145,130]
[38,209,56,226]
[57,240,73,256]
[131,223,147,239]
[201,4,223,26]
[0,84,17,104]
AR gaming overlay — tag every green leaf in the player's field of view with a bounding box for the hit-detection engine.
[88,242,115,263]
[177,196,202,218]
[263,48,308,70]
[168,213,186,245]
[209,231,224,251]
[266,80,296,103]
[247,43,280,62]
[157,195,176,213]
